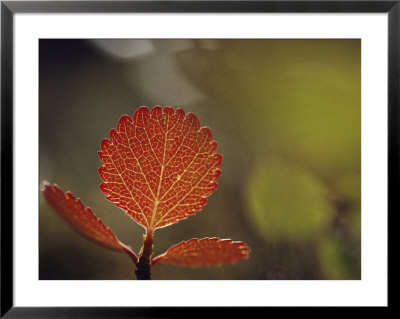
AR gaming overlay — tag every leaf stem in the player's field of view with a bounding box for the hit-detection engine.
[135,229,154,280]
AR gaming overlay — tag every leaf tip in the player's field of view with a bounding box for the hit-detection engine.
[109,128,119,143]
[163,106,175,115]
[185,112,201,131]
[40,180,50,192]
[214,153,223,166]
[133,106,151,123]
[151,105,163,114]
[100,138,111,151]
[200,126,213,141]
[117,114,133,131]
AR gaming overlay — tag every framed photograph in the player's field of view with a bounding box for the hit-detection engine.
[1,0,396,316]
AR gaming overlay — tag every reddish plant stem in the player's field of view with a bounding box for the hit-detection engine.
[135,229,154,280]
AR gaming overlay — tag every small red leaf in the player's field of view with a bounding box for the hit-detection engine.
[98,106,222,231]
[41,181,137,263]
[151,237,250,267]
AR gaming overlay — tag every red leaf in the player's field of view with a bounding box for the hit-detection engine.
[41,182,137,263]
[98,106,222,231]
[151,237,250,267]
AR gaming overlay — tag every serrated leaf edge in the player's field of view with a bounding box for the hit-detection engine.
[150,237,250,267]
[41,181,138,265]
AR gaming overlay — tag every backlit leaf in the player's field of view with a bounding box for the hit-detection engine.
[98,106,222,231]
[151,237,250,267]
[41,182,137,262]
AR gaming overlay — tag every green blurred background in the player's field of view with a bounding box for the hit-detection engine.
[39,39,361,280]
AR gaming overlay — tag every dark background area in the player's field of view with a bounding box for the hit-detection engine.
[39,39,361,280]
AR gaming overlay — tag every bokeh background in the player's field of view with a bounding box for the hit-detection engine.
[39,39,361,280]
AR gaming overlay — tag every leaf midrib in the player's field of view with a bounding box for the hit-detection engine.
[149,113,170,230]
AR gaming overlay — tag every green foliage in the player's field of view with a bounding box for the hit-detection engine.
[245,158,332,241]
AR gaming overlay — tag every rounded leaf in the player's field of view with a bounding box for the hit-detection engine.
[98,106,222,231]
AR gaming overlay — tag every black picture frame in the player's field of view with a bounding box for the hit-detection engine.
[1,0,396,317]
